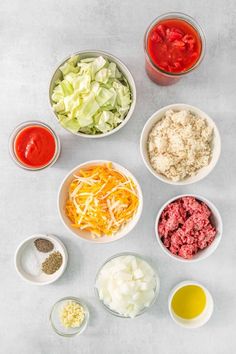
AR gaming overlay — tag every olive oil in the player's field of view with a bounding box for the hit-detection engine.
[171,285,206,319]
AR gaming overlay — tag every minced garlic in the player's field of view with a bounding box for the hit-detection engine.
[148,109,213,181]
[60,301,85,328]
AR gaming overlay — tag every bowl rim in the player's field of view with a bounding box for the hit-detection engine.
[49,50,136,138]
[168,280,214,328]
[155,194,223,263]
[14,234,68,285]
[57,160,143,243]
[49,296,89,337]
[94,252,160,318]
[140,103,221,185]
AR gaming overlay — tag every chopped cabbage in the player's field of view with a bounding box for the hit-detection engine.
[51,55,132,135]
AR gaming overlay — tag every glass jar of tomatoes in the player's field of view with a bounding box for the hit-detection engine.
[144,12,206,86]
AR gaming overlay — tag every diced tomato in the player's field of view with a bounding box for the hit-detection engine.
[191,52,198,60]
[147,18,202,74]
[182,34,195,44]
[150,31,162,43]
[167,30,183,42]
[170,27,184,35]
[156,24,166,38]
[173,40,186,48]
[173,62,181,70]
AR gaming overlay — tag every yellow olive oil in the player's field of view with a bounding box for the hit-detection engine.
[171,285,206,319]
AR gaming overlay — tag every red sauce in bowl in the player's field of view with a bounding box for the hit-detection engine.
[14,125,56,168]
[145,17,203,85]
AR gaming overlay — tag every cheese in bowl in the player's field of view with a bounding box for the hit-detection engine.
[58,161,143,243]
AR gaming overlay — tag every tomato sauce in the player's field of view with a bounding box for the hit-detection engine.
[146,18,202,85]
[14,125,56,168]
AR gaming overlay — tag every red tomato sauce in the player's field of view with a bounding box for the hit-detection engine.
[14,125,56,168]
[147,18,202,74]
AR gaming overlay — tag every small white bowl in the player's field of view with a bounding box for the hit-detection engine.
[155,194,223,263]
[15,234,68,285]
[49,50,136,138]
[58,160,143,243]
[140,103,221,185]
[168,280,214,328]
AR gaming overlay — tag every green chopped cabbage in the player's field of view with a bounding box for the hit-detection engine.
[51,55,132,135]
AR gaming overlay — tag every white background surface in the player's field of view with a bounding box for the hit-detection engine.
[1,0,235,353]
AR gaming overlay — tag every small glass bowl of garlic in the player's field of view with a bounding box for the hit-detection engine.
[50,297,89,337]
[95,253,160,318]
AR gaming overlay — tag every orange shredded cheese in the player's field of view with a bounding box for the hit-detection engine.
[65,163,139,237]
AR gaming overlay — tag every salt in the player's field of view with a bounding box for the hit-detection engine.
[20,243,42,277]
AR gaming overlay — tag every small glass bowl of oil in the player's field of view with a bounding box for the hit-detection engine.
[168,281,214,328]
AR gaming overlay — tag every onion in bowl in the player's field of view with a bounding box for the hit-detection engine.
[95,253,160,318]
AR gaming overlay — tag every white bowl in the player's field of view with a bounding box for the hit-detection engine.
[140,103,221,185]
[58,160,143,243]
[155,194,223,263]
[49,50,136,138]
[168,280,214,328]
[15,234,68,285]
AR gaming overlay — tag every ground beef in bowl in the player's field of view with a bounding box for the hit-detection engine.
[158,196,216,259]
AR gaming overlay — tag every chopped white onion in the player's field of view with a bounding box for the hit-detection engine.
[96,255,159,318]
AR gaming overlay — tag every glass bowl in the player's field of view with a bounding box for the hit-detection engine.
[9,120,60,171]
[94,252,160,318]
[50,297,89,337]
[144,12,206,85]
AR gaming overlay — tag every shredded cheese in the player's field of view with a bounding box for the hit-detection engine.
[65,163,139,237]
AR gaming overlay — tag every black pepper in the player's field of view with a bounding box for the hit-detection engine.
[34,238,54,253]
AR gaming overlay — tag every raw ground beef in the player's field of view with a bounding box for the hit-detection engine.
[158,196,216,259]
